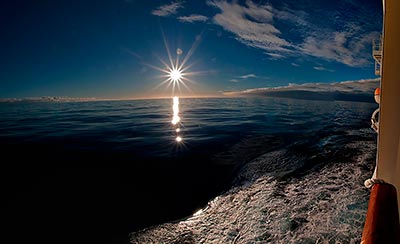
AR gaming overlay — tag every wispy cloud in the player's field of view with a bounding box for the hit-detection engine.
[152,1,184,17]
[301,31,379,67]
[208,0,292,55]
[266,52,285,59]
[229,73,257,82]
[178,14,208,23]
[291,63,300,67]
[207,0,379,67]
[313,66,335,72]
[239,74,257,79]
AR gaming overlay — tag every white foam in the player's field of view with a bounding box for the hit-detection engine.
[130,129,376,243]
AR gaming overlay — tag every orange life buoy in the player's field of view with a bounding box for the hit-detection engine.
[374,88,380,104]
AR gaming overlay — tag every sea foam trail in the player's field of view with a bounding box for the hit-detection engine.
[130,128,375,243]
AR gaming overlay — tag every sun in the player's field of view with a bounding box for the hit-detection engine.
[169,68,183,82]
[147,32,207,95]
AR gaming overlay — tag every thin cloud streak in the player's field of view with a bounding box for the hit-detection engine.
[230,73,257,82]
[266,52,285,59]
[152,1,184,17]
[313,66,335,72]
[239,74,257,79]
[178,14,208,23]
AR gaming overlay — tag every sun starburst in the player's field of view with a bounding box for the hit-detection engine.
[169,68,183,82]
[147,31,208,96]
[152,49,193,95]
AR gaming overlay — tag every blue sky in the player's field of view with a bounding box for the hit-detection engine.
[0,0,382,99]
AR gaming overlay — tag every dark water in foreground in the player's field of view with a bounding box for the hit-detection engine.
[0,97,377,243]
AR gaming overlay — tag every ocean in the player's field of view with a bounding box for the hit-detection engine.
[0,97,377,243]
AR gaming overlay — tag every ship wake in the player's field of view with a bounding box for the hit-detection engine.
[130,128,375,243]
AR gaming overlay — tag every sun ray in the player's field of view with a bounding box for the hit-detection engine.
[175,53,180,71]
[178,32,203,71]
[153,78,172,90]
[179,79,193,93]
[180,63,195,73]
[161,29,175,70]
[145,63,168,73]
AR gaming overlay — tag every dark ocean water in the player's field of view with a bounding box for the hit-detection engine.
[0,97,377,243]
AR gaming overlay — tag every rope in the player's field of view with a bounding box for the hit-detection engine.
[364,178,386,189]
[371,108,380,133]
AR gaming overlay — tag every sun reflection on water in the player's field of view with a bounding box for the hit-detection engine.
[172,96,183,143]
[171,96,180,125]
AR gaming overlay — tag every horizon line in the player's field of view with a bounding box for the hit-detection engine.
[0,77,379,102]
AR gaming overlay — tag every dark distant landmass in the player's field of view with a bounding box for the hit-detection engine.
[242,90,374,103]
[224,78,380,103]
[0,96,98,103]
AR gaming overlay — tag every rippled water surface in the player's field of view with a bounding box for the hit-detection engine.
[0,97,377,243]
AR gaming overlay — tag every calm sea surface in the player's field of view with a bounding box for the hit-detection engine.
[0,97,377,243]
